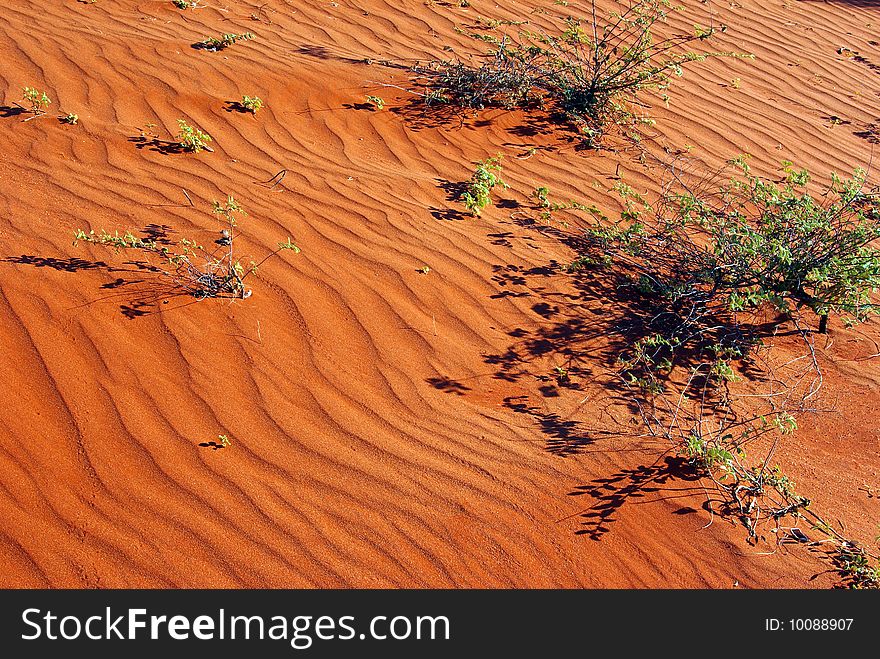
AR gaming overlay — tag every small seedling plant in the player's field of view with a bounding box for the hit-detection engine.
[365,95,385,110]
[18,87,51,120]
[74,197,300,300]
[198,32,255,51]
[176,119,213,152]
[461,156,508,216]
[241,95,264,114]
[61,113,78,125]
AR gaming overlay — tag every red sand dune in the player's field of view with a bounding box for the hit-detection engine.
[0,0,878,588]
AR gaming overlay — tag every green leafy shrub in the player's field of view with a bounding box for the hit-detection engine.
[74,197,300,300]
[176,119,212,152]
[461,156,508,216]
[518,163,880,578]
[542,161,878,542]
[582,161,880,343]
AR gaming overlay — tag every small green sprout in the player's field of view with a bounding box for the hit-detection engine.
[366,95,385,110]
[553,366,570,384]
[22,87,51,115]
[277,237,301,253]
[241,95,264,114]
[176,119,212,152]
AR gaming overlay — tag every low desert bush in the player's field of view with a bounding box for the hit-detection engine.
[415,0,749,145]
[536,161,880,557]
[574,159,880,349]
[422,43,537,110]
[74,196,300,300]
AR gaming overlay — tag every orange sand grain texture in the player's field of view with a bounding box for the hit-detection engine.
[0,0,878,588]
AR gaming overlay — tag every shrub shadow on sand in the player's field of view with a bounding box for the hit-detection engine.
[2,225,198,319]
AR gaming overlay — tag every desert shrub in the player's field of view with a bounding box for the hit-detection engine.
[576,160,880,353]
[513,164,880,579]
[551,159,880,406]
[421,41,538,110]
[533,162,880,559]
[415,0,748,144]
[74,196,300,300]
[241,95,264,114]
[176,119,212,152]
[461,156,508,216]
[198,32,255,51]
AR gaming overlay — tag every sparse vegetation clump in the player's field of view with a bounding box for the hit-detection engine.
[176,119,212,152]
[198,32,255,51]
[61,113,78,125]
[461,156,508,216]
[74,197,300,300]
[421,44,537,111]
[834,541,880,589]
[415,0,750,145]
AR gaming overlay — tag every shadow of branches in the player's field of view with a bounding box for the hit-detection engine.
[566,455,705,540]
[2,225,193,318]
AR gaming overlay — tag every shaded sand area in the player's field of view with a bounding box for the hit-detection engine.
[0,0,878,587]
